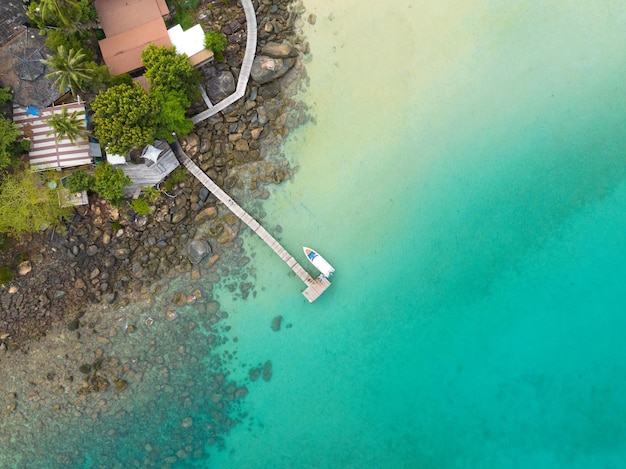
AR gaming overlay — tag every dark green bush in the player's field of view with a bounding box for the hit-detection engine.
[0,266,14,285]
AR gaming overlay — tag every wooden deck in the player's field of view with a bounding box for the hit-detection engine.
[171,141,330,302]
[116,140,180,196]
[191,0,257,124]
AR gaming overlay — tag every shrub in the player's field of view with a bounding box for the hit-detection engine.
[0,86,12,105]
[204,30,228,61]
[142,186,161,203]
[0,266,13,285]
[130,197,152,215]
[64,169,95,193]
[163,167,187,191]
[93,162,131,206]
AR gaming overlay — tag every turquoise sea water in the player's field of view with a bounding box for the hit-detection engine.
[209,0,626,467]
[3,1,626,467]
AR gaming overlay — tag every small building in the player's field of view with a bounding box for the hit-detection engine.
[94,0,212,76]
[95,0,172,76]
[13,101,94,170]
[168,24,214,67]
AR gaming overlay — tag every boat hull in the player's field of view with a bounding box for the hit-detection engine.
[303,247,335,278]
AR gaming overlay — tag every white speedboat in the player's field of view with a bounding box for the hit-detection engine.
[303,247,335,278]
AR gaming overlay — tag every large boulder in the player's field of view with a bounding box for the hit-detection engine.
[187,239,211,264]
[207,71,236,102]
[261,42,298,59]
[250,56,296,85]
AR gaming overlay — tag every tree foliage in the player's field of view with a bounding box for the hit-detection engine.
[63,169,94,194]
[27,0,81,28]
[42,45,97,96]
[0,170,71,236]
[93,162,131,205]
[0,86,12,105]
[91,84,157,155]
[152,89,194,141]
[141,45,201,103]
[0,117,27,171]
[130,197,152,215]
[204,30,228,61]
[46,106,88,143]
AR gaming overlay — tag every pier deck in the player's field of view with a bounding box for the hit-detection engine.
[171,141,330,302]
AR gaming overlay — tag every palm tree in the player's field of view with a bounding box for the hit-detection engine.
[42,46,94,96]
[30,0,80,27]
[46,106,88,144]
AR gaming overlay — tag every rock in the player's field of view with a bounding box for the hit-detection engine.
[131,262,143,278]
[235,139,249,152]
[234,386,248,399]
[188,240,211,264]
[250,127,263,139]
[181,417,193,428]
[113,248,130,260]
[113,379,127,393]
[171,209,187,224]
[251,56,296,84]
[67,319,80,331]
[262,360,273,382]
[249,367,260,381]
[86,245,99,256]
[259,82,280,99]
[308,14,317,25]
[53,290,66,299]
[17,261,31,276]
[184,133,200,153]
[207,71,236,102]
[261,42,298,59]
[270,315,282,331]
[194,206,217,224]
[79,364,91,374]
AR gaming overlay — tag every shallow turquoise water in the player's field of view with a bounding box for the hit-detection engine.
[208,1,626,467]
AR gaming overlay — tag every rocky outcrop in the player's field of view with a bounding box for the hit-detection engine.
[251,56,296,84]
[208,70,236,102]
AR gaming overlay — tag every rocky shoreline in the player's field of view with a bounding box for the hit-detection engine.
[0,0,316,465]
[0,0,313,353]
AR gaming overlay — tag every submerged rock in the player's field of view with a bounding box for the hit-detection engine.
[271,315,282,331]
[187,239,212,264]
[262,360,273,382]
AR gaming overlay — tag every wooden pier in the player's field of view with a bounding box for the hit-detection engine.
[171,141,331,302]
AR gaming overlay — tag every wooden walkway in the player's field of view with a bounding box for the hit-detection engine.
[191,0,257,124]
[171,141,331,302]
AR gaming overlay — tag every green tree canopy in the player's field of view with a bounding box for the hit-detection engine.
[204,30,228,61]
[46,106,88,143]
[63,168,94,194]
[0,86,12,105]
[27,0,81,28]
[152,89,194,142]
[0,117,27,171]
[91,83,157,155]
[0,170,70,236]
[141,45,201,103]
[93,162,132,205]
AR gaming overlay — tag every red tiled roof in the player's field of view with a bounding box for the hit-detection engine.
[94,0,171,75]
